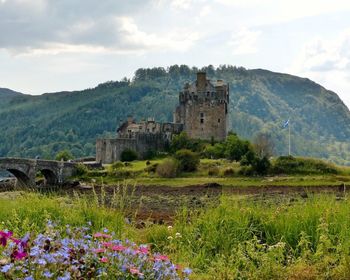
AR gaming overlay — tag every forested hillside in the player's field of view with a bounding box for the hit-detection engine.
[1,65,350,164]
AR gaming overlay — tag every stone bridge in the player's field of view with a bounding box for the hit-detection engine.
[0,158,78,187]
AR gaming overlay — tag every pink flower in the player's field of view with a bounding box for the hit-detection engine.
[102,242,113,248]
[154,255,169,261]
[0,231,13,247]
[93,232,112,239]
[129,267,144,277]
[111,245,126,251]
[100,257,109,263]
[13,250,27,260]
[136,246,149,254]
[93,248,105,254]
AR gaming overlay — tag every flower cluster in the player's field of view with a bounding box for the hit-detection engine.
[0,222,191,279]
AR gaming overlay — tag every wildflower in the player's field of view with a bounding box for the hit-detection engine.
[13,250,27,260]
[111,245,126,251]
[93,232,112,239]
[0,263,13,273]
[183,267,192,275]
[167,225,173,230]
[136,245,149,254]
[167,236,173,240]
[175,232,182,238]
[42,270,53,278]
[0,231,13,247]
[57,271,71,280]
[93,248,105,254]
[130,267,140,275]
[154,254,169,261]
[100,257,109,263]
[24,276,34,280]
[101,242,113,248]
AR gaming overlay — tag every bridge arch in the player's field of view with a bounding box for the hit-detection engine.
[39,169,59,185]
[6,168,32,187]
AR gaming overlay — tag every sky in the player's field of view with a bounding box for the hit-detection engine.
[1,0,350,108]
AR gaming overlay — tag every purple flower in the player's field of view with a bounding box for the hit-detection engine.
[0,264,13,273]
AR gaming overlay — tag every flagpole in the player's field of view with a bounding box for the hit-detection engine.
[288,120,291,156]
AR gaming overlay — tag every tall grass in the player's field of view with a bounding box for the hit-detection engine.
[2,191,350,279]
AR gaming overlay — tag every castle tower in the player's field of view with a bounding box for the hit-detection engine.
[174,72,229,141]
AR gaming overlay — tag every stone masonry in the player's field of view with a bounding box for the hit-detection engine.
[96,72,230,164]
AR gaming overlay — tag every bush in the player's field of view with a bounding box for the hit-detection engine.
[223,167,235,177]
[74,163,89,176]
[156,158,179,178]
[202,143,225,159]
[251,156,271,175]
[174,149,200,172]
[224,134,253,161]
[208,166,220,176]
[271,156,338,175]
[120,149,138,162]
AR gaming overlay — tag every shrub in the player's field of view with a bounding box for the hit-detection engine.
[202,143,225,159]
[74,163,89,176]
[120,149,138,162]
[223,167,235,177]
[224,134,253,161]
[208,166,220,176]
[251,156,271,175]
[240,150,257,166]
[174,149,200,172]
[271,156,338,175]
[156,158,179,178]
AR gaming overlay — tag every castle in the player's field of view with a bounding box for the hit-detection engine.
[96,72,229,164]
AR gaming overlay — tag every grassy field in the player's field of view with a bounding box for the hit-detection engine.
[2,190,350,279]
[77,158,350,188]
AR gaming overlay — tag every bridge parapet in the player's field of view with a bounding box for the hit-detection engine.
[0,157,78,187]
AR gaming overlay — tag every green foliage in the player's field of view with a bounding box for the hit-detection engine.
[272,156,338,175]
[202,143,225,159]
[156,158,179,178]
[174,149,200,172]
[55,150,73,161]
[1,65,350,164]
[170,132,207,153]
[208,166,220,176]
[251,156,271,175]
[120,149,138,162]
[74,163,89,176]
[224,133,253,161]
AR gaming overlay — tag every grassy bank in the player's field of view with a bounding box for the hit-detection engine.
[2,191,350,279]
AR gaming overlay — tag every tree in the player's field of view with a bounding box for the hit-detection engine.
[253,132,274,158]
[55,150,73,161]
[224,134,252,161]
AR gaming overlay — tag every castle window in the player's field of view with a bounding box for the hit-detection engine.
[200,113,204,124]
[200,119,204,124]
[218,118,221,123]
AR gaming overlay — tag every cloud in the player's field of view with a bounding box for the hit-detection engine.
[0,0,199,55]
[289,29,350,107]
[228,28,261,55]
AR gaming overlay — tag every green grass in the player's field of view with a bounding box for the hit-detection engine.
[2,190,350,279]
[78,159,350,189]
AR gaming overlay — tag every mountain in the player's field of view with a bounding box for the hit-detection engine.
[0,88,24,105]
[0,65,349,164]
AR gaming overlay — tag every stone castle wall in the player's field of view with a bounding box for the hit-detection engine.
[96,133,169,164]
[183,101,228,140]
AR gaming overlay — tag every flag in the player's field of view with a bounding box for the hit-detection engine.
[282,119,289,129]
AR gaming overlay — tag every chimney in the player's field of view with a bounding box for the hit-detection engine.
[197,72,207,91]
